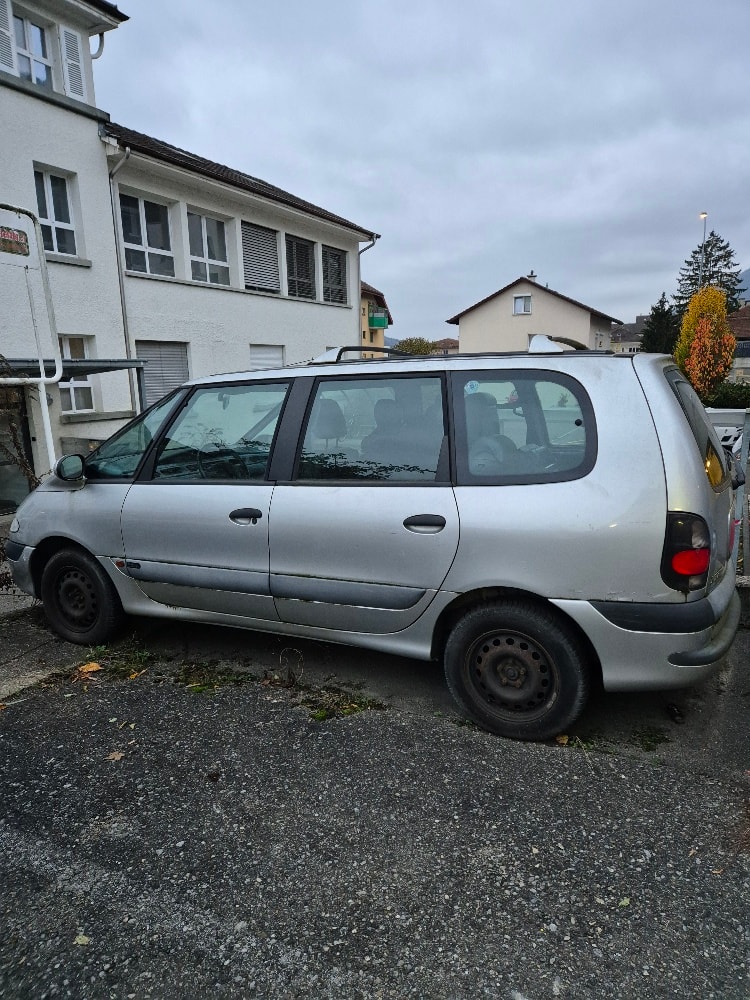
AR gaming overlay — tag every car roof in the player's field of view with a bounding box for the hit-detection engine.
[185,345,652,387]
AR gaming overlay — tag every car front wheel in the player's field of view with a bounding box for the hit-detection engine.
[41,548,125,645]
[444,601,590,741]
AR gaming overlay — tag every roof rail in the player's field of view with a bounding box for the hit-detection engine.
[310,345,410,364]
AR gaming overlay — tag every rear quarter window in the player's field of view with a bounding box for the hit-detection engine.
[451,371,597,485]
[663,368,729,490]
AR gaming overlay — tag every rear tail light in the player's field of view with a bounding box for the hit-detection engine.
[704,443,726,488]
[661,513,711,593]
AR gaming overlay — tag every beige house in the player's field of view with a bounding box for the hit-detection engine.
[360,281,393,357]
[447,273,621,352]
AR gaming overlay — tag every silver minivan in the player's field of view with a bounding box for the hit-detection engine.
[5,343,741,740]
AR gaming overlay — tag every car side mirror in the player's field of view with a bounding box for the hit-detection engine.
[55,454,86,481]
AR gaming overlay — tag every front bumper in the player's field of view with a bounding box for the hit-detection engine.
[4,541,36,598]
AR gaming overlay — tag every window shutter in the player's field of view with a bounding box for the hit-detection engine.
[135,341,189,407]
[0,0,17,74]
[59,26,86,101]
[247,344,284,371]
[285,235,315,299]
[241,221,280,293]
[322,245,347,304]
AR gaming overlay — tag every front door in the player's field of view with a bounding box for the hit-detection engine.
[121,380,290,619]
[269,374,459,634]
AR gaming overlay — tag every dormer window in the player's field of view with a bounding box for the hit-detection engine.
[13,12,51,90]
[0,1,88,102]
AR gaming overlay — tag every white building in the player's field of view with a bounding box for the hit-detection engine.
[0,0,378,510]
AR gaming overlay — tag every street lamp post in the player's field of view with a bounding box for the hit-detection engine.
[698,211,708,286]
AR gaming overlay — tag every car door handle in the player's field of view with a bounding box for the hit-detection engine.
[229,507,263,525]
[403,514,446,533]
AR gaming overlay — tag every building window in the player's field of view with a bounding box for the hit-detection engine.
[119,193,174,277]
[322,245,347,304]
[241,221,280,293]
[58,336,93,413]
[34,169,76,255]
[513,295,532,315]
[285,234,315,299]
[188,211,229,285]
[13,13,52,90]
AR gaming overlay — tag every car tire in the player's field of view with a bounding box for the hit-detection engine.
[41,548,125,645]
[444,601,590,741]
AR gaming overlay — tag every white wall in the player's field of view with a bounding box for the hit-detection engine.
[457,280,608,352]
[0,87,132,472]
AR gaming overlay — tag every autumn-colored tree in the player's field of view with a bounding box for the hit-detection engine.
[674,287,736,401]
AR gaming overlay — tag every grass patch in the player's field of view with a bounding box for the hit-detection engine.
[297,685,385,722]
[629,726,671,752]
[173,661,255,693]
[80,639,154,680]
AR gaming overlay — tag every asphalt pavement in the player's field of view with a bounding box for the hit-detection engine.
[0,596,749,999]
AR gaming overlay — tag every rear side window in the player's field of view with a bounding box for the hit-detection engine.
[664,369,729,490]
[295,375,447,482]
[452,371,596,485]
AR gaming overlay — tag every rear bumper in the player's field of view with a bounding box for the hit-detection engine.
[553,572,740,691]
[667,589,740,666]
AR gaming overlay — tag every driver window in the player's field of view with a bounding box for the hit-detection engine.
[152,382,289,481]
[85,390,183,480]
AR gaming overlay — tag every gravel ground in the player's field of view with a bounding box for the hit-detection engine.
[1,665,749,1000]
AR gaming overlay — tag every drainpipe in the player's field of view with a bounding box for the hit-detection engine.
[0,203,64,469]
[107,146,140,412]
[358,233,380,257]
[357,234,380,355]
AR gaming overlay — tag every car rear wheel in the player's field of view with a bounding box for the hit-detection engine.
[41,548,125,645]
[444,601,590,741]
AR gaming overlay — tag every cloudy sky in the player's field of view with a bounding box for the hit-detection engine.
[94,0,750,339]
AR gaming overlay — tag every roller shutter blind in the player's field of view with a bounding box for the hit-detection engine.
[247,344,284,371]
[322,245,347,304]
[285,235,315,299]
[135,340,189,407]
[242,221,280,293]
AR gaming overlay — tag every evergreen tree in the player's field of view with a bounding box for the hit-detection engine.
[640,292,679,354]
[673,230,745,316]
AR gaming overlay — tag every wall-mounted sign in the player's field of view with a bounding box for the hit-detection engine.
[0,227,30,256]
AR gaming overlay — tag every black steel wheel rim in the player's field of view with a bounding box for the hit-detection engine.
[465,628,560,721]
[55,566,99,632]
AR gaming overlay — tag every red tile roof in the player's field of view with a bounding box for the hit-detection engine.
[361,281,393,324]
[729,304,750,340]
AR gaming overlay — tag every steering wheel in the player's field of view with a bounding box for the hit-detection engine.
[197,443,248,480]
